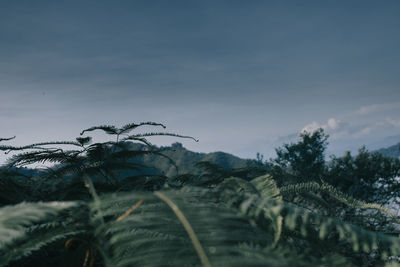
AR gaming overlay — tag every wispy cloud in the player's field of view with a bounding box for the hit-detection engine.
[356,102,400,115]
[301,116,400,141]
[385,118,400,127]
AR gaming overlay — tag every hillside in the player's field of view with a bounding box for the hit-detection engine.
[128,142,249,176]
[128,141,400,177]
[376,142,400,158]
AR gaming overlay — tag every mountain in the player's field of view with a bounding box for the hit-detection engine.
[0,142,251,179]
[128,142,249,177]
[376,142,400,158]
[119,140,400,178]
[368,135,400,151]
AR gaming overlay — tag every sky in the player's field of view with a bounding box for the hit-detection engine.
[1,0,400,165]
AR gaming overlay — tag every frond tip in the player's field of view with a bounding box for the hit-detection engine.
[0,136,16,142]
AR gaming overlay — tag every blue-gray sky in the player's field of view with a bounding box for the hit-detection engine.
[1,0,400,164]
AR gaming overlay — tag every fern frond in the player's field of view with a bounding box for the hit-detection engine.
[228,189,400,257]
[250,174,282,200]
[122,137,154,146]
[5,150,76,167]
[92,188,274,267]
[236,243,354,266]
[0,201,78,248]
[119,122,166,135]
[80,122,168,137]
[280,182,400,222]
[217,176,284,247]
[122,132,199,142]
[80,125,119,135]
[154,191,212,267]
[1,228,87,267]
[0,141,82,154]
[0,136,15,142]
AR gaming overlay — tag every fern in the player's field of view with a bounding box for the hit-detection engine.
[91,187,313,267]
[80,122,166,136]
[217,176,400,260]
[0,201,82,266]
[0,201,78,247]
[2,123,400,266]
[0,136,15,142]
[279,181,399,223]
[2,183,400,266]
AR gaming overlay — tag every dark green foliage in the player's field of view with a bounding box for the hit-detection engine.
[1,123,400,266]
[270,128,329,185]
[264,129,400,206]
[326,147,400,204]
[0,169,33,205]
[3,177,400,266]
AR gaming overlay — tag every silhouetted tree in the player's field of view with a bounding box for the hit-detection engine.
[270,128,328,185]
[326,147,400,204]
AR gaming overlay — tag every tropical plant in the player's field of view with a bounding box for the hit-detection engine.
[1,123,400,266]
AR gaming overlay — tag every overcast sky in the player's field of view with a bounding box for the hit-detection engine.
[1,0,400,164]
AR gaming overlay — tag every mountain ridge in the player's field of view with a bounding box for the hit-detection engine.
[128,142,249,177]
[375,142,400,158]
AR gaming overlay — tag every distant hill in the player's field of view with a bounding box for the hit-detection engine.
[127,142,249,177]
[0,142,250,178]
[376,142,400,158]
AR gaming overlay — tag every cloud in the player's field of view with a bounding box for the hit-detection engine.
[356,102,400,115]
[301,118,343,133]
[301,116,400,142]
[327,118,339,130]
[301,121,322,133]
[301,118,370,140]
[385,118,400,127]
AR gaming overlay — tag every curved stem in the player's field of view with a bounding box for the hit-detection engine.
[154,191,212,267]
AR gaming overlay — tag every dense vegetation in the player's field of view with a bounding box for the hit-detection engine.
[1,122,400,266]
